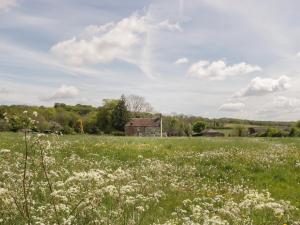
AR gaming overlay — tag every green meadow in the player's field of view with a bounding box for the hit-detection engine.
[1,132,300,224]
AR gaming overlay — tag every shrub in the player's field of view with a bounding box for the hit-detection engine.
[192,121,206,134]
[264,127,288,137]
[62,126,75,134]
[234,125,246,137]
[0,119,10,131]
[289,127,300,137]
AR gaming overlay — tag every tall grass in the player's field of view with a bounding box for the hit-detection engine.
[1,132,300,224]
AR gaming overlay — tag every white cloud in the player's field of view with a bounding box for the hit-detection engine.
[272,96,300,109]
[219,102,245,112]
[234,75,290,97]
[187,60,261,80]
[255,96,300,118]
[51,14,148,66]
[50,13,181,78]
[0,0,17,11]
[41,85,79,101]
[296,52,300,57]
[158,19,182,32]
[0,88,10,94]
[175,57,189,65]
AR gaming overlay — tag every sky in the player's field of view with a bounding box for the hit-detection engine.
[1,0,300,121]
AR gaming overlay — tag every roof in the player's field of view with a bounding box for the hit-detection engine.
[125,117,160,127]
[201,129,223,134]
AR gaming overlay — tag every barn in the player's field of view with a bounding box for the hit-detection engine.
[201,129,225,137]
[125,117,162,136]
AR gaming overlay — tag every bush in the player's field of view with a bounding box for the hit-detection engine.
[263,127,289,137]
[234,125,245,137]
[62,126,75,135]
[289,127,300,137]
[49,121,63,133]
[192,121,206,134]
[0,119,10,131]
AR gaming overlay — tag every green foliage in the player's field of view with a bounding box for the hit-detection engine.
[112,95,130,131]
[1,134,300,224]
[183,123,192,136]
[289,127,300,137]
[83,111,99,134]
[111,131,125,136]
[234,125,246,137]
[95,95,130,133]
[0,98,130,135]
[164,117,179,136]
[96,99,119,133]
[192,120,206,133]
[49,121,63,133]
[0,101,297,136]
[96,107,114,133]
[0,119,10,131]
[269,127,288,137]
[258,127,289,137]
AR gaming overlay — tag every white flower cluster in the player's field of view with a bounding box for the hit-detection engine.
[0,136,299,224]
[156,189,298,225]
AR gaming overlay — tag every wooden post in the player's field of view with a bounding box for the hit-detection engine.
[160,114,163,138]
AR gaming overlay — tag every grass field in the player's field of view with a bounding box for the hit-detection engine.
[1,132,300,224]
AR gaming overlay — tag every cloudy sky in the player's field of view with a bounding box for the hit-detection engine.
[1,0,300,121]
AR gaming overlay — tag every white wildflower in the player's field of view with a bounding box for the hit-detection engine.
[0,149,10,153]
[33,111,38,117]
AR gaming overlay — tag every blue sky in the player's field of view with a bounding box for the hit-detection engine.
[1,0,300,121]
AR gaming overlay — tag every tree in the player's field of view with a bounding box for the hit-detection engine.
[96,99,118,133]
[192,121,206,134]
[163,116,179,136]
[112,95,130,131]
[234,125,245,137]
[289,127,298,137]
[83,111,99,134]
[184,123,193,136]
[125,95,153,113]
[75,119,84,134]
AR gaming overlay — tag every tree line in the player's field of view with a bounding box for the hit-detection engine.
[0,94,298,136]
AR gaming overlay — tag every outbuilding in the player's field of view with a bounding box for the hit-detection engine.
[125,117,162,136]
[200,129,225,137]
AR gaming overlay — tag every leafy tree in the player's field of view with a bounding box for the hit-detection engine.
[83,111,99,134]
[289,127,298,137]
[96,108,113,133]
[0,100,297,136]
[184,123,193,136]
[265,127,288,137]
[234,125,245,137]
[112,95,130,131]
[192,121,206,134]
[9,115,24,132]
[96,99,119,133]
[75,119,84,134]
[0,119,10,131]
[49,121,63,133]
[163,116,180,136]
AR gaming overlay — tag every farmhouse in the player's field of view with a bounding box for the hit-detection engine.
[201,129,225,137]
[248,127,268,136]
[125,117,161,136]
